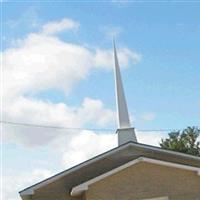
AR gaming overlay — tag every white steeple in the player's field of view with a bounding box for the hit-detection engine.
[113,40,137,145]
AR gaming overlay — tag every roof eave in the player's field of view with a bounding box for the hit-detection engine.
[71,156,200,197]
[19,141,200,197]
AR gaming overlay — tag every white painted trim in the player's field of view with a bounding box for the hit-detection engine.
[142,197,169,200]
[141,157,200,174]
[132,142,200,161]
[20,142,200,197]
[71,157,141,196]
[71,157,200,197]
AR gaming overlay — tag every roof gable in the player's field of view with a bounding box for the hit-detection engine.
[20,142,200,199]
[71,156,200,197]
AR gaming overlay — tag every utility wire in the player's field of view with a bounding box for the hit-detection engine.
[0,120,114,132]
[1,120,198,132]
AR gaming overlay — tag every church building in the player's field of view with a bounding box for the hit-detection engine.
[19,42,200,200]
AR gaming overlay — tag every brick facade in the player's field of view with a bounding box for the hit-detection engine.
[32,162,200,200]
[85,162,200,200]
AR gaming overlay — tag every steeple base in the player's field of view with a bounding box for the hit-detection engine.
[117,127,137,146]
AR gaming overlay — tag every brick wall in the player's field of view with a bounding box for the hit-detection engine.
[85,162,200,200]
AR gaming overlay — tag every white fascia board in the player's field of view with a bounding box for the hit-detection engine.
[132,142,200,161]
[142,157,200,174]
[71,157,200,197]
[20,188,34,196]
[143,197,169,200]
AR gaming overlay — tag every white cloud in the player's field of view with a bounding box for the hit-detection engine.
[3,96,115,147]
[3,169,53,200]
[77,98,115,127]
[94,48,141,70]
[102,25,123,38]
[141,112,156,121]
[3,33,92,98]
[41,18,79,35]
[2,18,141,148]
[62,129,164,168]
[2,27,140,99]
[137,130,165,146]
[2,18,142,200]
[62,130,117,168]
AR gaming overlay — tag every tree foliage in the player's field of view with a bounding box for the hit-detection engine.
[160,126,200,156]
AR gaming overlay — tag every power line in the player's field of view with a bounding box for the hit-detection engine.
[0,121,114,132]
[1,120,198,132]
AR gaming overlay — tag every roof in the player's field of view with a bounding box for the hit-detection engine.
[71,156,200,197]
[19,141,200,199]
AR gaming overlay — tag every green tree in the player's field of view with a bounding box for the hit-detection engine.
[160,126,200,156]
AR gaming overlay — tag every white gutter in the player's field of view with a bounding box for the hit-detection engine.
[71,157,200,197]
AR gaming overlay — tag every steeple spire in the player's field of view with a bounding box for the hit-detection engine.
[113,40,137,145]
[114,40,131,129]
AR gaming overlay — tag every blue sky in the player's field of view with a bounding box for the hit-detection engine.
[2,2,200,200]
[3,2,200,129]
